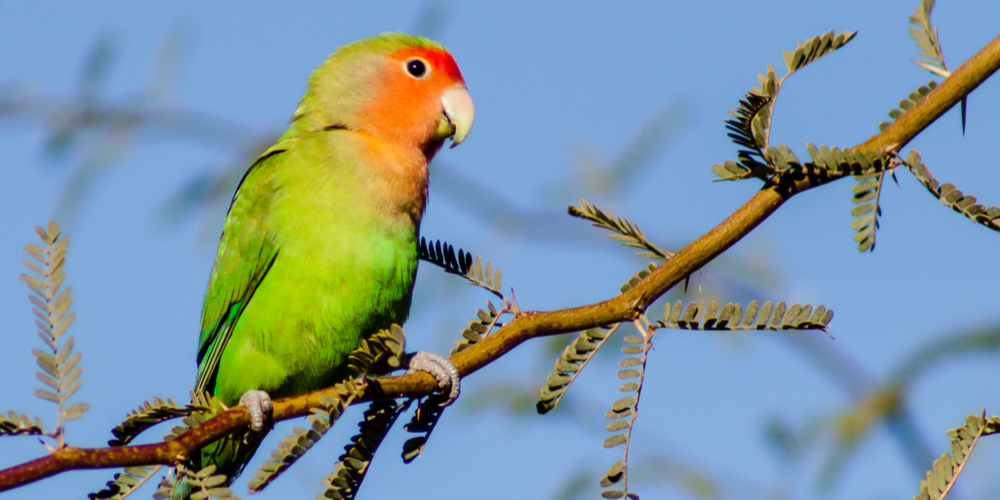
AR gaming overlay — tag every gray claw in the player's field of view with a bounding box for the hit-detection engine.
[407,351,461,406]
[238,389,272,432]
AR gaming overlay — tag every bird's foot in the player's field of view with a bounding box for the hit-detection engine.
[406,351,461,406]
[238,389,273,432]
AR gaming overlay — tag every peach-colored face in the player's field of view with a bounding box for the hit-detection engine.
[361,47,468,148]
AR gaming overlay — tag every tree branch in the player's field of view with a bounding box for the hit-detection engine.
[2,31,998,494]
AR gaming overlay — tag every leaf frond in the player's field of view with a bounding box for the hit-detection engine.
[803,143,891,177]
[418,238,504,299]
[177,464,239,500]
[716,30,854,184]
[913,412,1000,500]
[712,68,778,181]
[0,411,46,437]
[450,300,504,356]
[903,150,1000,232]
[656,299,834,332]
[187,390,230,414]
[87,465,162,500]
[877,81,938,132]
[537,324,621,415]
[168,414,216,447]
[619,262,659,294]
[851,171,887,252]
[569,201,674,260]
[538,262,660,414]
[162,393,226,444]
[152,473,177,500]
[345,324,407,373]
[782,30,857,74]
[600,320,654,500]
[108,397,188,447]
[908,0,948,75]
[19,221,87,447]
[318,400,405,500]
[401,395,447,464]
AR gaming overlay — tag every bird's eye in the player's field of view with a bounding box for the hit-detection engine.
[405,58,428,78]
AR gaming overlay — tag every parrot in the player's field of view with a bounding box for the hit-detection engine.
[175,32,474,498]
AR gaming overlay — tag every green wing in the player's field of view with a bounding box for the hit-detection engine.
[195,145,288,395]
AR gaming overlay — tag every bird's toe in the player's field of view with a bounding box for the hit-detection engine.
[406,351,461,406]
[238,389,273,432]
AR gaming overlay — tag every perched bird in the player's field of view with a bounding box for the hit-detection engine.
[178,32,473,496]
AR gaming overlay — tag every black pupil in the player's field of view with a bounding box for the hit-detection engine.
[407,59,426,77]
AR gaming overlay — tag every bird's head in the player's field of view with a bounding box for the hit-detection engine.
[299,33,474,158]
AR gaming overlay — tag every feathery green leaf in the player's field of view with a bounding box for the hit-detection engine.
[851,171,887,252]
[419,238,504,299]
[569,200,673,260]
[782,30,857,74]
[904,150,1000,233]
[318,400,404,500]
[913,412,1000,500]
[657,300,833,332]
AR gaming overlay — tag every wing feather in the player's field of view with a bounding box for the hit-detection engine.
[194,145,288,394]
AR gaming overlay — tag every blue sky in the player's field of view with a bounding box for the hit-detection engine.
[1,1,999,499]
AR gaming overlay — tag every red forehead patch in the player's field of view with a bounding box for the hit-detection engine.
[392,47,464,84]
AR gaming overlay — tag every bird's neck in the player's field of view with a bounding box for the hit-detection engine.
[289,105,432,228]
[356,131,430,228]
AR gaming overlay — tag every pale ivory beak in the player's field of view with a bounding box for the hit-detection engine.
[441,86,475,148]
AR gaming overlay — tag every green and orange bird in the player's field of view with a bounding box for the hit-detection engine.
[182,33,473,495]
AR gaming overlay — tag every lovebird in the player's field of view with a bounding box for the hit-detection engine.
[177,33,473,497]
